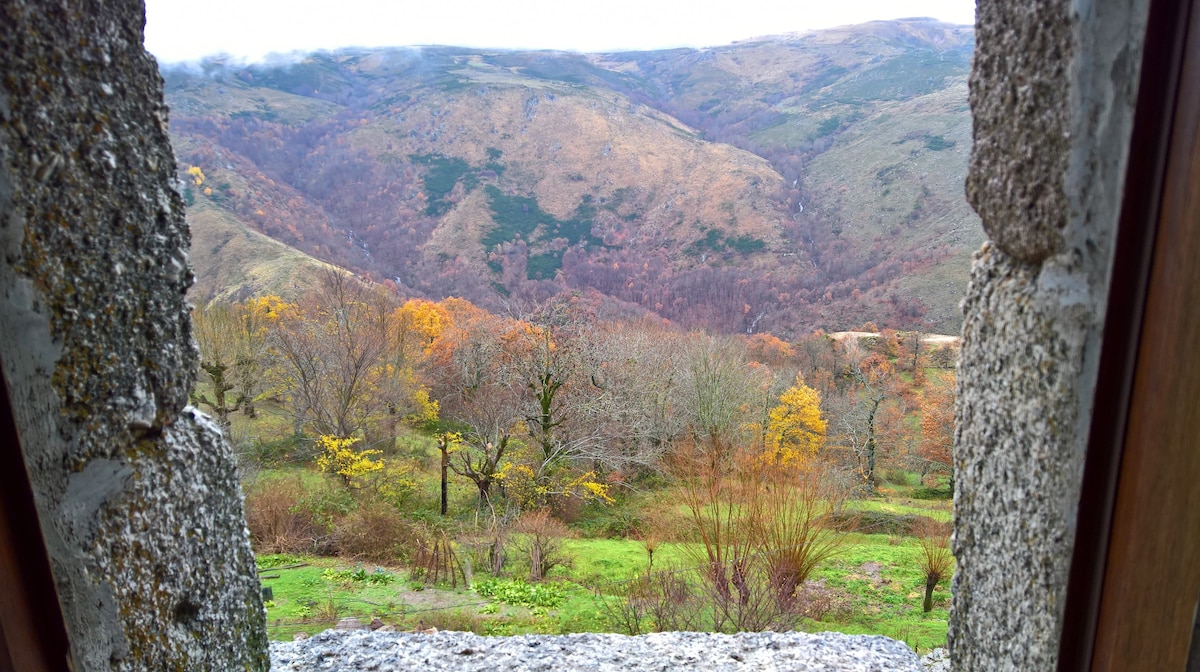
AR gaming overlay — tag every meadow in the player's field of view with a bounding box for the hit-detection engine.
[237,411,953,652]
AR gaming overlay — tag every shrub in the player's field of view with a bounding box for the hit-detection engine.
[569,503,642,539]
[796,580,853,622]
[458,528,509,580]
[882,469,918,486]
[296,484,357,535]
[359,461,419,509]
[512,509,573,581]
[672,441,850,632]
[914,518,954,612]
[929,344,958,368]
[912,485,953,500]
[315,435,383,487]
[245,435,307,467]
[332,502,426,563]
[244,477,323,554]
[823,510,945,536]
[599,569,704,635]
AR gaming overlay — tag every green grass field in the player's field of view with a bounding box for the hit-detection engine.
[225,383,954,650]
[250,481,952,650]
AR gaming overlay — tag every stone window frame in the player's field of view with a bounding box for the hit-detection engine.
[1058,0,1200,669]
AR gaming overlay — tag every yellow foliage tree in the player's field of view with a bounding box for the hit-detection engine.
[495,460,613,511]
[187,165,205,186]
[764,374,826,465]
[393,299,448,362]
[315,435,383,488]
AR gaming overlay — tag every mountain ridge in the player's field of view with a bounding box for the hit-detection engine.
[166,18,982,336]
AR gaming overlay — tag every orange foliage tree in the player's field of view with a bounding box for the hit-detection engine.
[919,376,956,489]
[826,348,905,491]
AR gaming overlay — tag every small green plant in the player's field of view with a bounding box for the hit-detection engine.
[262,600,277,609]
[315,596,341,621]
[479,603,499,615]
[322,566,397,586]
[474,578,567,609]
[482,620,515,636]
[256,553,304,569]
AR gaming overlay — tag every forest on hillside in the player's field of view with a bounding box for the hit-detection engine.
[167,19,981,336]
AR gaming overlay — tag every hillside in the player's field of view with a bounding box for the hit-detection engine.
[165,18,982,336]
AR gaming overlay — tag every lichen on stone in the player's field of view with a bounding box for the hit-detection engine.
[0,1,268,669]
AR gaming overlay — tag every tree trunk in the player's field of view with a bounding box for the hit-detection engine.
[529,544,542,581]
[864,396,881,490]
[923,578,937,613]
[440,441,449,516]
[490,535,504,577]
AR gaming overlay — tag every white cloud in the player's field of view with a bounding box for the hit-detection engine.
[145,0,975,63]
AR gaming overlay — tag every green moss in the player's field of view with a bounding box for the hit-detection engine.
[924,135,956,151]
[526,252,563,279]
[411,154,473,216]
[482,186,603,279]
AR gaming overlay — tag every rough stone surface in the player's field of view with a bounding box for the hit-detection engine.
[0,1,268,669]
[965,0,1072,262]
[951,0,1148,670]
[269,630,922,671]
[920,648,949,672]
[952,245,1089,669]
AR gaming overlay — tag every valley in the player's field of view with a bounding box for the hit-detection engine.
[176,19,976,651]
[164,17,981,336]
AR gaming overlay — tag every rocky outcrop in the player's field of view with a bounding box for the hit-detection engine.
[0,1,268,669]
[951,0,1149,669]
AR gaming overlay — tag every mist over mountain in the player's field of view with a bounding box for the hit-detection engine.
[164,17,981,337]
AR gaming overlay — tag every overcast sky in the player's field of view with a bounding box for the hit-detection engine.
[144,0,976,63]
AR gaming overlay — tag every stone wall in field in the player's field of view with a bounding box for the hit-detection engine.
[0,1,268,669]
[951,0,1149,669]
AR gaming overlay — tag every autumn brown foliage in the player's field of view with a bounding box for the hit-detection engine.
[672,439,849,632]
[243,478,323,554]
[332,502,426,564]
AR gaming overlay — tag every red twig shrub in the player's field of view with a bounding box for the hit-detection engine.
[913,517,953,612]
[244,477,322,554]
[671,438,850,632]
[512,508,573,581]
[332,502,425,563]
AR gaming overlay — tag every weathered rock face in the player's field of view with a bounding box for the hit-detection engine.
[965,0,1072,263]
[0,1,268,669]
[951,0,1148,670]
